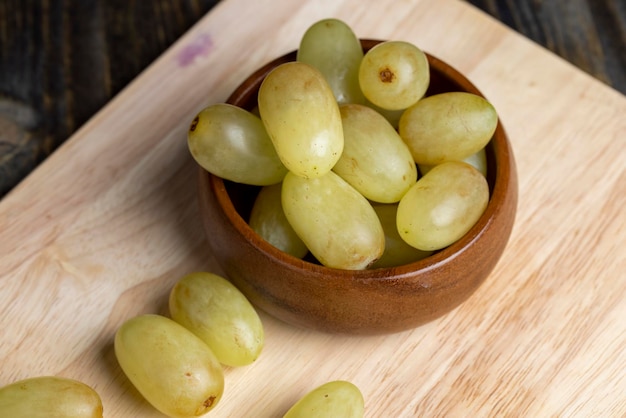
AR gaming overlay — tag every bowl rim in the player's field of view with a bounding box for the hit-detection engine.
[204,38,515,282]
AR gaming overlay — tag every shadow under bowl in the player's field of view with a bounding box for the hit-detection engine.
[197,39,518,334]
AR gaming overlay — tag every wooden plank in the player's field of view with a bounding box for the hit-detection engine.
[1,0,625,416]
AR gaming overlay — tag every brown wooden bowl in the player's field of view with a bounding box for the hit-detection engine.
[197,39,518,334]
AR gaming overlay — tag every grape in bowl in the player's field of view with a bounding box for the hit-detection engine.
[196,39,518,334]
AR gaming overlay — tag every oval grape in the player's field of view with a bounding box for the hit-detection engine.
[370,203,433,268]
[364,100,405,129]
[188,103,287,185]
[397,161,489,251]
[114,314,224,418]
[399,92,498,166]
[0,376,103,418]
[258,62,344,178]
[333,104,417,203]
[283,380,364,418]
[169,272,265,367]
[358,41,429,110]
[282,170,384,270]
[249,183,309,258]
[297,18,366,105]
[419,148,488,177]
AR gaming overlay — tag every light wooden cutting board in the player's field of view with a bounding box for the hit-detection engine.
[1,0,625,416]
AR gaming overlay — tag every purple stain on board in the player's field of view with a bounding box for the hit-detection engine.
[178,33,214,66]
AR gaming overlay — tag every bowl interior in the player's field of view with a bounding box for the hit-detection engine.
[220,39,499,274]
[198,39,518,333]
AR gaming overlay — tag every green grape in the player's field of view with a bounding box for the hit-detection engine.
[297,18,366,105]
[249,183,309,258]
[370,204,433,268]
[0,376,103,418]
[419,147,488,177]
[258,62,344,179]
[399,92,498,166]
[281,170,384,270]
[114,314,224,418]
[364,99,405,129]
[397,161,489,251]
[333,104,417,203]
[358,41,429,110]
[283,380,364,418]
[169,272,265,367]
[188,103,287,185]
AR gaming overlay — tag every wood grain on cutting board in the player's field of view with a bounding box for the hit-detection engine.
[1,0,625,416]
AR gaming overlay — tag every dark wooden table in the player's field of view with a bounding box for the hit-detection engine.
[1,0,625,198]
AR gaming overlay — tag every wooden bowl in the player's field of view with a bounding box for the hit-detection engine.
[197,39,518,334]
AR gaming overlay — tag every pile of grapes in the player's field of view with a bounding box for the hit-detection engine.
[189,19,497,270]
